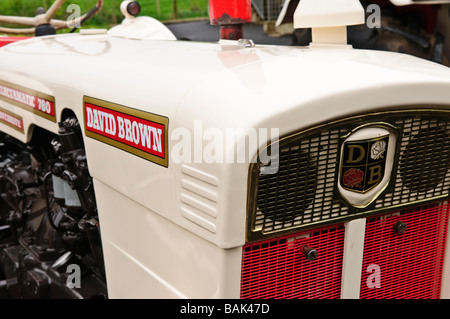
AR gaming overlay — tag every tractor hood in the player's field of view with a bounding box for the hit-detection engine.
[1,32,450,143]
[1,32,450,249]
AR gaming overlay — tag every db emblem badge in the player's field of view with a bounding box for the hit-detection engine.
[338,125,397,208]
[341,135,388,193]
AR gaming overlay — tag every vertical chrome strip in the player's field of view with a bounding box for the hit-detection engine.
[340,218,366,299]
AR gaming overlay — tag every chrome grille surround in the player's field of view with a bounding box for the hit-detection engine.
[247,109,450,242]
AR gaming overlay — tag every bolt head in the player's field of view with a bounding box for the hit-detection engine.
[394,221,407,234]
[303,246,318,261]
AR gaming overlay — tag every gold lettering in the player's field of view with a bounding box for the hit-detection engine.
[347,145,365,164]
[368,165,382,185]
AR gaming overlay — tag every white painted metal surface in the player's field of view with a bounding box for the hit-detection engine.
[1,22,450,297]
[108,16,176,40]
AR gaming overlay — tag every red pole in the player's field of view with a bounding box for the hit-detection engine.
[209,0,252,40]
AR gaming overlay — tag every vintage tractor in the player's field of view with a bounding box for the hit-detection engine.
[0,0,449,300]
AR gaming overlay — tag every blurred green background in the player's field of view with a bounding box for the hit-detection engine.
[0,0,209,30]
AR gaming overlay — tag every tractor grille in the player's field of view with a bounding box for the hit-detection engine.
[242,109,450,299]
[360,202,450,299]
[241,224,345,299]
[240,201,449,299]
[247,110,450,241]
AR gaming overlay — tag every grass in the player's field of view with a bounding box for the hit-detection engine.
[0,0,209,31]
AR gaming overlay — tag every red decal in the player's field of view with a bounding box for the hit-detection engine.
[0,36,30,48]
[83,97,168,167]
[0,80,56,122]
[0,107,24,132]
[343,168,364,189]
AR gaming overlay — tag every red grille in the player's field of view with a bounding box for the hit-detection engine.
[360,202,450,299]
[240,225,345,299]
